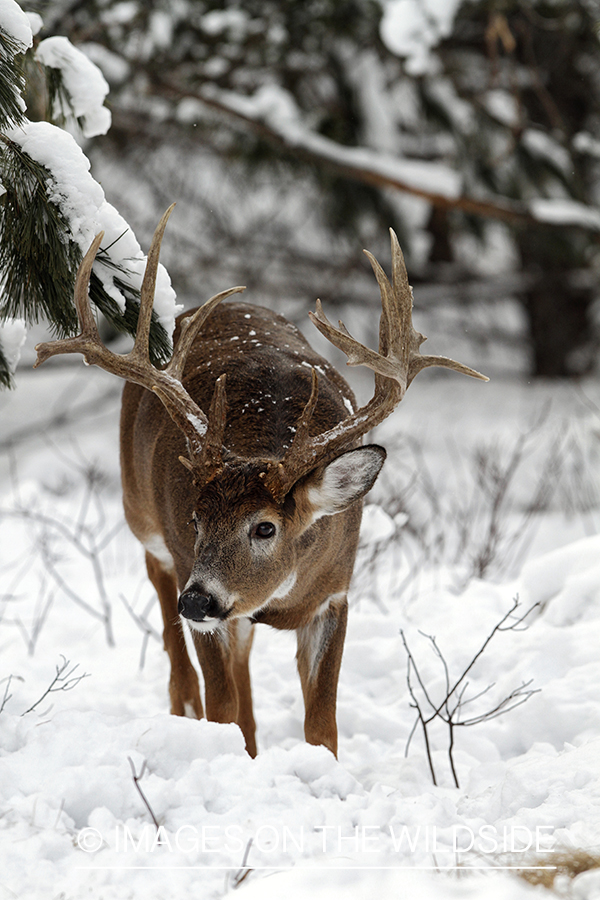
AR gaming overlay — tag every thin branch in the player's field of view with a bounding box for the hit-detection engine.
[401,598,539,787]
[128,757,160,831]
[21,655,89,715]
[119,592,161,670]
[0,674,21,714]
[229,839,254,889]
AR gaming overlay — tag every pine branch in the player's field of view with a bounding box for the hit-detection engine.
[44,64,85,134]
[0,29,28,132]
[0,339,11,388]
[0,135,81,333]
[0,137,172,372]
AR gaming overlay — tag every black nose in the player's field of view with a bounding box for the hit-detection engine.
[178,588,220,621]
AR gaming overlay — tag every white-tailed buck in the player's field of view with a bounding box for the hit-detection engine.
[35,206,486,757]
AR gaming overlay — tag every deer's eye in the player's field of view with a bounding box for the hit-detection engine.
[252,522,276,539]
[190,515,199,535]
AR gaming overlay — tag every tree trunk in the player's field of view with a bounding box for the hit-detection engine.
[521,268,592,376]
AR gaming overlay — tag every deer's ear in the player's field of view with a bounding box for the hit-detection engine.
[304,445,386,518]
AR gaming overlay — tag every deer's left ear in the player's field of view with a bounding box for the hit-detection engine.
[305,445,386,518]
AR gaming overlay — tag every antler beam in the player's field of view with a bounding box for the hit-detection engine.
[34,205,245,473]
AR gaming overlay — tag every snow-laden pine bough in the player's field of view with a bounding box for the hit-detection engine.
[34,206,487,758]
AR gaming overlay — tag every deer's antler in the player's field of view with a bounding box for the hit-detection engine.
[261,228,488,501]
[34,205,245,479]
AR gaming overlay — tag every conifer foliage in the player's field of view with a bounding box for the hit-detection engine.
[0,0,174,388]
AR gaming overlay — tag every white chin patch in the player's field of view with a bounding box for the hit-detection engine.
[185,617,221,634]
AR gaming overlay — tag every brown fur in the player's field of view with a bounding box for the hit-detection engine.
[120,302,368,757]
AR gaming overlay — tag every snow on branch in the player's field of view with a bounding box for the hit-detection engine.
[166,80,600,232]
[36,35,112,138]
[0,0,31,134]
[0,0,32,50]
[529,198,600,231]
[0,0,181,386]
[0,317,26,387]
[8,121,179,331]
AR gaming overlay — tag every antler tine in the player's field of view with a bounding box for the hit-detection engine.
[310,229,488,389]
[263,230,488,501]
[34,231,105,367]
[167,286,245,382]
[35,206,243,481]
[200,373,228,475]
[309,299,406,384]
[73,231,105,339]
[131,203,176,361]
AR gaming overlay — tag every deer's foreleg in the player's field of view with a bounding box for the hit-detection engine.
[230,618,257,757]
[145,552,203,719]
[191,622,256,757]
[296,594,348,758]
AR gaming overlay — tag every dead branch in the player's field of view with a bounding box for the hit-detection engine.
[21,655,90,716]
[401,598,540,787]
[127,757,160,831]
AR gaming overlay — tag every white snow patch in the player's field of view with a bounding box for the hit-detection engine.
[530,198,600,231]
[360,504,395,543]
[36,36,111,138]
[483,90,520,128]
[0,317,26,374]
[522,129,571,175]
[24,10,42,37]
[380,0,463,75]
[0,0,32,49]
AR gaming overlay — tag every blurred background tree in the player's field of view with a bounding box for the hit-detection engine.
[10,0,600,378]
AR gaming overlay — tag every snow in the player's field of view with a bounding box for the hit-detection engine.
[522,129,571,177]
[483,90,520,128]
[379,0,463,75]
[1,365,599,899]
[7,121,181,335]
[0,317,26,373]
[200,83,462,200]
[78,42,131,86]
[529,198,600,231]
[36,35,112,138]
[0,0,32,50]
[201,8,251,39]
[24,9,41,37]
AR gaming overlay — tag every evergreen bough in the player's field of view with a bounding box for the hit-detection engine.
[0,19,172,388]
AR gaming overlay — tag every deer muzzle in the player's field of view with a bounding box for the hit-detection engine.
[178,586,223,622]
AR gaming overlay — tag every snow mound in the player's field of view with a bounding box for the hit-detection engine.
[521,535,600,625]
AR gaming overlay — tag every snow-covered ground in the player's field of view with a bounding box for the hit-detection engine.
[1,357,599,900]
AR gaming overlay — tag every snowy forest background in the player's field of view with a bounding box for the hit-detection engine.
[2,2,600,899]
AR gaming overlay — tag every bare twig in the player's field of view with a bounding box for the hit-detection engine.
[127,757,160,831]
[21,655,90,716]
[401,598,540,787]
[229,839,254,890]
[0,461,121,647]
[0,674,23,714]
[0,386,120,453]
[367,412,569,605]
[119,592,161,670]
[12,579,55,657]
